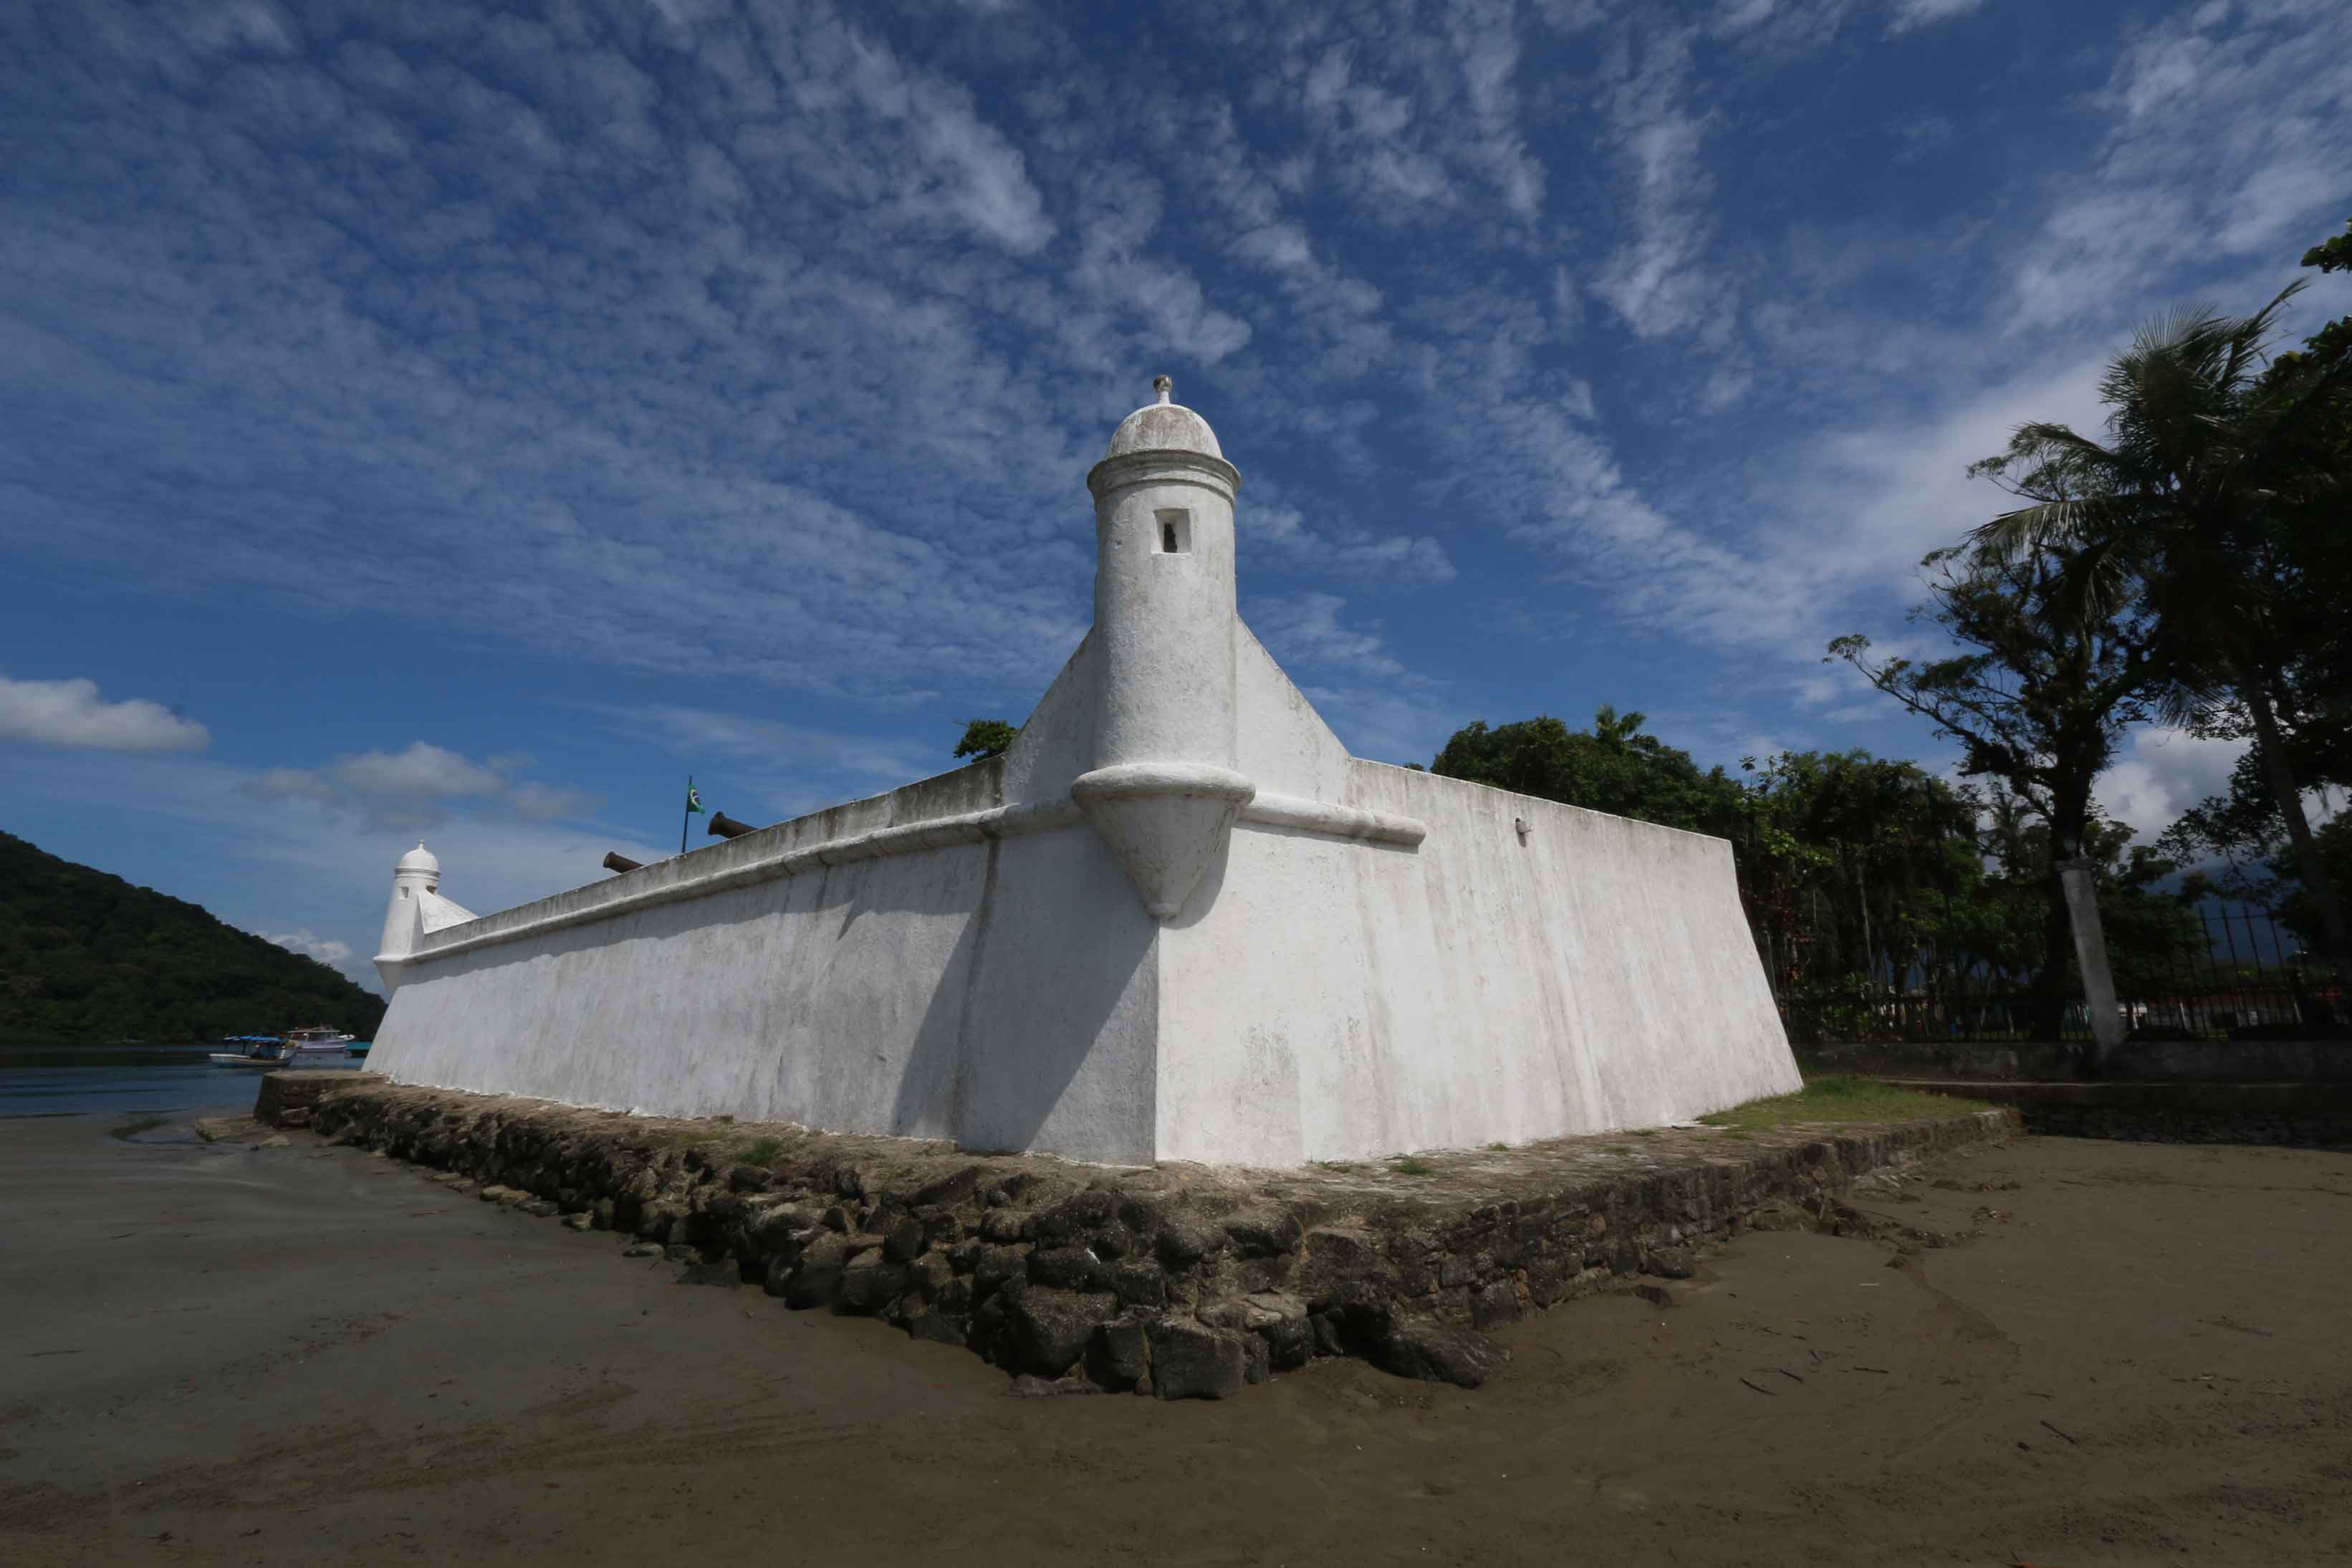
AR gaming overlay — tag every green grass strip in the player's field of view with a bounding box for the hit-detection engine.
[1697,1074,1992,1132]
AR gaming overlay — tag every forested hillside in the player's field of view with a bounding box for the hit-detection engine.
[0,832,385,1044]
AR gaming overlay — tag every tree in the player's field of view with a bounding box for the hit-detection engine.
[1830,542,2159,1016]
[1429,708,1741,833]
[1966,276,2352,987]
[952,718,1017,761]
[1730,749,1987,1021]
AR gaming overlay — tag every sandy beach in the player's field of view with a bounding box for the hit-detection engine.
[4,1115,2348,1567]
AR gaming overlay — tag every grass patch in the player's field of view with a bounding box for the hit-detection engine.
[738,1137,784,1165]
[1312,1160,1357,1172]
[1389,1157,1436,1176]
[1602,1143,1633,1155]
[1698,1074,1991,1132]
[1629,1127,1660,1138]
[1484,1142,1510,1153]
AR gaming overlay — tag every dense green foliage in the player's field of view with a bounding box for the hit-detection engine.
[952,718,1018,761]
[0,832,386,1044]
[1431,708,1737,831]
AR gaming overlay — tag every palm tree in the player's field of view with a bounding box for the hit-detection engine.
[1965,282,2352,989]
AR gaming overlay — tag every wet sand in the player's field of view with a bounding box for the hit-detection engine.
[4,1117,2348,1567]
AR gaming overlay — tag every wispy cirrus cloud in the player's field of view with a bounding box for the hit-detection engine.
[242,742,602,833]
[4,0,2348,902]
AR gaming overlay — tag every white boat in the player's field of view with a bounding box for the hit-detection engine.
[208,1028,358,1068]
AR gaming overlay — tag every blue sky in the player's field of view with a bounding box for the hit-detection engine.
[2,0,2346,991]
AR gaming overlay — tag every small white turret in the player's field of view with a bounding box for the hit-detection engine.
[1074,377,1256,919]
[375,840,440,991]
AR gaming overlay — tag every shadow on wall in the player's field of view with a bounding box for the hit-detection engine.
[907,829,1159,1159]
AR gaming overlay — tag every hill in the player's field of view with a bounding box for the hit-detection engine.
[0,831,385,1044]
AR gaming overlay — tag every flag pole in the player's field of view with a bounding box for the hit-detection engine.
[681,774,691,855]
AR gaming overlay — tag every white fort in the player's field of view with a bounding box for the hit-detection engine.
[369,380,1799,1166]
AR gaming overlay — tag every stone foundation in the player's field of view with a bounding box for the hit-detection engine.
[270,1073,2016,1398]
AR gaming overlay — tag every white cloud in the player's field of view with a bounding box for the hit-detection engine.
[1883,0,1984,39]
[2010,0,2352,329]
[261,927,352,963]
[2096,726,2247,843]
[257,925,361,983]
[1245,592,1413,681]
[1250,501,1456,585]
[0,673,210,753]
[508,781,605,822]
[239,741,600,834]
[332,742,504,798]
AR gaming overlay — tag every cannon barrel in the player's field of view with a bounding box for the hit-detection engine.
[706,811,758,840]
[601,851,645,874]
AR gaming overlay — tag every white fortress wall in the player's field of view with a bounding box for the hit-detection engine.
[1152,643,1797,1166]
[367,717,1166,1163]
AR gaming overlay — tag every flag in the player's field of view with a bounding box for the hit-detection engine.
[686,783,704,813]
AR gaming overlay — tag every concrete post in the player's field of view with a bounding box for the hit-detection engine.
[2057,857,2125,1070]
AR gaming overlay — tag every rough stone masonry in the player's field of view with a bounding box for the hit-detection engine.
[265,1073,2015,1399]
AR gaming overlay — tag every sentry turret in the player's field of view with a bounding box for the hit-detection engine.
[1072,376,1256,919]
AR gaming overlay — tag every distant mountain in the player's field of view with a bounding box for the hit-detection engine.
[0,831,385,1045]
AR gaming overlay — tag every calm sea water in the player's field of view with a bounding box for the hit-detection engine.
[0,1042,266,1120]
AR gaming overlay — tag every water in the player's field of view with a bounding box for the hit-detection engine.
[0,1042,267,1120]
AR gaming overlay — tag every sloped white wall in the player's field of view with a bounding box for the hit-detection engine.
[368,766,1163,1163]
[1153,761,1798,1165]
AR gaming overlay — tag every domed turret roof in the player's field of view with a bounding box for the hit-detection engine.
[1104,375,1222,461]
[396,840,440,875]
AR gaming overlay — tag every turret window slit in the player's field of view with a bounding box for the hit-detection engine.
[1156,509,1191,554]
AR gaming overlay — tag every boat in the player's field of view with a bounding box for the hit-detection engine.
[207,1028,360,1068]
[207,1035,284,1067]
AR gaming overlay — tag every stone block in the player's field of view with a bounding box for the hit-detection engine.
[1089,1318,1151,1390]
[972,1244,1029,1302]
[883,1219,925,1264]
[1224,1210,1305,1257]
[1146,1317,1248,1400]
[1153,1213,1224,1269]
[1027,1246,1101,1291]
[1470,1280,1522,1329]
[782,1261,843,1311]
[837,1260,908,1315]
[1006,1288,1117,1378]
[1105,1261,1167,1309]
[1376,1317,1503,1388]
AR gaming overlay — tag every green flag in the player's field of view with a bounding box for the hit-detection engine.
[686,784,704,813]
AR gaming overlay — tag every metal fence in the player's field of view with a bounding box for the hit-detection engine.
[1777,906,2342,1046]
